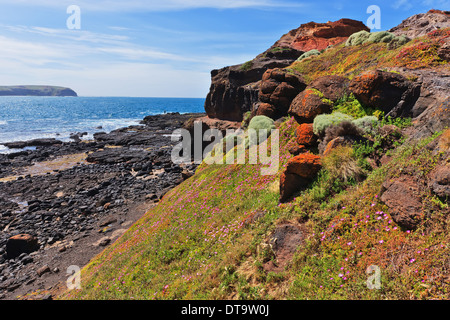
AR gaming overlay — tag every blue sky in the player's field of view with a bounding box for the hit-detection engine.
[0,0,448,97]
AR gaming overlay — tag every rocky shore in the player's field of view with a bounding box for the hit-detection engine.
[0,112,205,299]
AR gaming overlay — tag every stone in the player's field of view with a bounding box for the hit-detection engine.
[428,165,450,199]
[279,172,308,203]
[285,153,322,178]
[288,88,333,123]
[295,123,316,146]
[309,75,350,102]
[389,9,450,39]
[380,176,423,229]
[37,265,51,277]
[6,234,40,259]
[348,70,421,118]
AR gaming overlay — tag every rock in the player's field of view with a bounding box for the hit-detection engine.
[380,176,423,229]
[428,165,450,198]
[98,217,117,228]
[295,123,316,146]
[288,142,306,156]
[257,68,307,119]
[37,265,51,277]
[273,18,370,52]
[322,136,358,157]
[438,42,450,62]
[285,153,322,178]
[6,234,40,259]
[389,9,450,39]
[181,169,193,180]
[348,70,421,118]
[309,75,350,102]
[279,172,309,203]
[3,138,63,149]
[204,48,303,121]
[288,88,333,123]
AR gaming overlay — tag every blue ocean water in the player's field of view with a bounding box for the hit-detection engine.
[0,96,205,153]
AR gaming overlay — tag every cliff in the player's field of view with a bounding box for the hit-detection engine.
[43,10,450,301]
[0,86,78,97]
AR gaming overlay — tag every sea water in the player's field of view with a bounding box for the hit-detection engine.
[0,96,205,153]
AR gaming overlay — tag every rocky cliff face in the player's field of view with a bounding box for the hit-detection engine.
[204,18,369,122]
[389,9,450,38]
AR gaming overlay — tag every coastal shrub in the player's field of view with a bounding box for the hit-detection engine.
[388,35,411,49]
[333,93,373,118]
[352,116,379,134]
[319,121,363,154]
[363,31,395,44]
[322,145,366,183]
[297,49,321,61]
[241,60,253,71]
[313,112,354,137]
[345,30,370,46]
[247,115,276,146]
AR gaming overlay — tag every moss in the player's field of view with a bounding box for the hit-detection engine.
[363,31,395,44]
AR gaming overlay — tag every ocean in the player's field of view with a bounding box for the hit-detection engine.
[0,96,205,153]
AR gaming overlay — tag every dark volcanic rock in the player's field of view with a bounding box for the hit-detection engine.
[389,9,450,39]
[6,234,40,259]
[3,138,63,149]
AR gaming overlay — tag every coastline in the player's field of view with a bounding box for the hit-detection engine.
[0,112,205,300]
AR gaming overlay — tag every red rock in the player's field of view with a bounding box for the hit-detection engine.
[288,88,333,123]
[380,176,423,229]
[6,234,39,259]
[256,102,277,118]
[348,70,420,118]
[279,172,308,203]
[257,68,307,119]
[310,75,350,102]
[273,18,370,52]
[286,153,322,178]
[295,123,316,146]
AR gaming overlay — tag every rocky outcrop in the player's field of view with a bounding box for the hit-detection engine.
[309,75,350,102]
[349,70,421,118]
[6,234,39,259]
[204,18,369,122]
[204,48,303,121]
[273,18,370,52]
[288,88,333,123]
[256,68,307,119]
[389,9,450,39]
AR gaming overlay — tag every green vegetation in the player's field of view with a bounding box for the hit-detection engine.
[240,60,254,71]
[313,112,354,136]
[0,85,77,97]
[297,49,321,61]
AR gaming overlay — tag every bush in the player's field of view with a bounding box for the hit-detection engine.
[387,35,410,49]
[241,111,252,129]
[345,30,370,46]
[322,145,366,183]
[313,112,354,137]
[319,121,363,154]
[247,115,276,146]
[333,93,374,118]
[297,49,321,61]
[362,31,395,44]
[352,116,379,134]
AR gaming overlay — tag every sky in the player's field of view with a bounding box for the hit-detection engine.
[0,0,448,97]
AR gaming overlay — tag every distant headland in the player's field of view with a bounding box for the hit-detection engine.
[0,85,77,97]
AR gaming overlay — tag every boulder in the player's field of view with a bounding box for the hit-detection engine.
[428,164,450,199]
[6,234,40,259]
[295,123,316,146]
[348,70,421,118]
[279,172,308,203]
[257,68,307,119]
[288,88,333,123]
[380,176,423,229]
[285,153,322,178]
[309,75,350,102]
